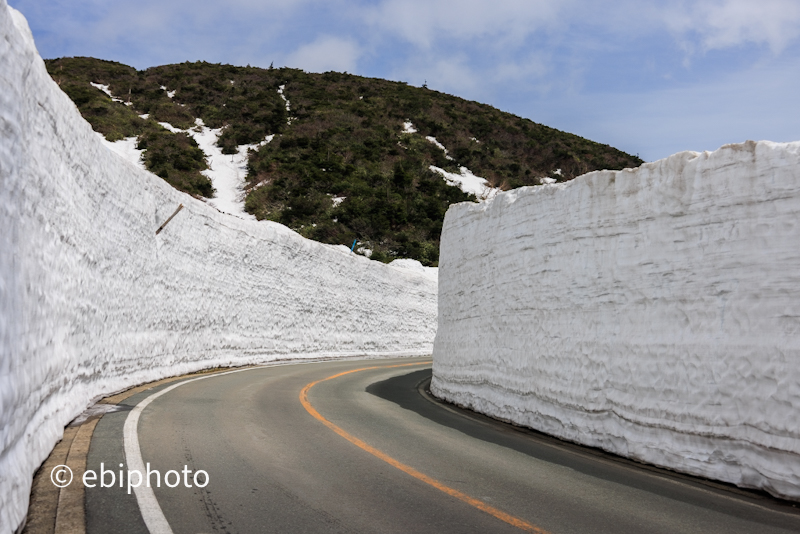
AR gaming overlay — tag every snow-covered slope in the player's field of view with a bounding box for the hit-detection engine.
[0,4,435,532]
[95,133,147,170]
[432,140,800,501]
[158,117,265,219]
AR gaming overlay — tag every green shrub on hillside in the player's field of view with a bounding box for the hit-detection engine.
[46,58,213,198]
[46,57,643,265]
[137,129,213,197]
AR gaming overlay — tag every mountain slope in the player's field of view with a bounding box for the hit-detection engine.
[46,57,643,265]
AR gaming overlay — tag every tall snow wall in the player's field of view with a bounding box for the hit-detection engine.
[0,4,436,531]
[431,140,800,501]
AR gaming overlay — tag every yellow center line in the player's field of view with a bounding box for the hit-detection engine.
[299,362,550,533]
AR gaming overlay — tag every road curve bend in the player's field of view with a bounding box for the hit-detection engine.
[81,357,800,534]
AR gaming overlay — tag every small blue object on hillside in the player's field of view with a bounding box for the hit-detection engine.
[350,239,357,252]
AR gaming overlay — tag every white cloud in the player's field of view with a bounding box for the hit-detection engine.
[493,53,549,84]
[364,0,568,49]
[15,0,800,161]
[364,0,800,57]
[413,57,479,93]
[286,35,362,73]
[528,55,800,162]
[12,0,334,68]
[664,0,800,53]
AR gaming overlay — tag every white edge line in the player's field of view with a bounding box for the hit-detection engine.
[122,357,415,533]
[123,367,254,534]
[121,362,316,533]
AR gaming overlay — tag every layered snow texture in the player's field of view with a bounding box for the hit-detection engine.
[0,5,436,532]
[431,140,800,501]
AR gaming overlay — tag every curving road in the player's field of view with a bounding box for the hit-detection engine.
[84,357,800,533]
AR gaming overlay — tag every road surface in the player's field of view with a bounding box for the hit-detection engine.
[83,357,800,533]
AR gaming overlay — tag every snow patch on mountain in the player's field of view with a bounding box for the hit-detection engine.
[429,165,497,200]
[90,81,113,97]
[90,81,132,105]
[425,136,454,160]
[399,124,497,200]
[278,84,294,125]
[160,85,176,98]
[154,119,275,218]
[190,118,257,219]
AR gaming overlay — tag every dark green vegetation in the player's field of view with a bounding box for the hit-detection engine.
[47,57,643,265]
[47,58,213,197]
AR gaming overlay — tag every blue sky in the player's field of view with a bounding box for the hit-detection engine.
[11,0,800,161]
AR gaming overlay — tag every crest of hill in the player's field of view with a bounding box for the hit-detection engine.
[46,57,643,265]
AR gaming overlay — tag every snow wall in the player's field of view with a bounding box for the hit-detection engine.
[431,140,800,501]
[0,4,436,531]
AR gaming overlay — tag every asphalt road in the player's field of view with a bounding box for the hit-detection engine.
[85,357,800,533]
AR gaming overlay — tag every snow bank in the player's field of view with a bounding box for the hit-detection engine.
[0,4,436,532]
[389,259,438,283]
[95,133,146,170]
[432,140,800,501]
